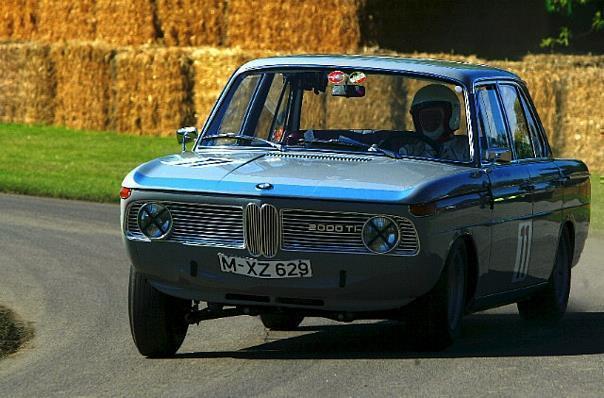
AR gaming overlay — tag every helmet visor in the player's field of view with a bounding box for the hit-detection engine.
[411,100,453,134]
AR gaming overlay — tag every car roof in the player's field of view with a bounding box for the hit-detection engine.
[238,55,520,87]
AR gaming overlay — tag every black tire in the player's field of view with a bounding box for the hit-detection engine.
[407,240,467,351]
[517,229,571,323]
[260,313,304,331]
[128,266,190,357]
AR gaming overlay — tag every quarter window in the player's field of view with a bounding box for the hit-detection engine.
[518,87,547,158]
[499,84,534,159]
[217,74,261,134]
[254,74,291,140]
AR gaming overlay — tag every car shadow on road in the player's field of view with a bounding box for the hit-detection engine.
[173,312,604,360]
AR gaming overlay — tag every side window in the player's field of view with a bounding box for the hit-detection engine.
[476,85,510,159]
[499,84,534,159]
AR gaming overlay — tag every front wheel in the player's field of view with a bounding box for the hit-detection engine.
[407,240,467,351]
[128,266,191,357]
[517,229,571,323]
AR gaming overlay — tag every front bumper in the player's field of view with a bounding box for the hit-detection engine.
[127,239,448,312]
[122,190,451,312]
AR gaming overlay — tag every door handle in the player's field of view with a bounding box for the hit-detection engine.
[555,176,571,186]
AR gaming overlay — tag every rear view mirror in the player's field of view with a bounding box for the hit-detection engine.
[176,126,198,152]
[485,148,512,163]
[332,84,365,98]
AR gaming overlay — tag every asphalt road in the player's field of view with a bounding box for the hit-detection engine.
[1,194,603,397]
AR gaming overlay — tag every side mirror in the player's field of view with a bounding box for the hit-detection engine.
[176,126,198,152]
[485,147,513,163]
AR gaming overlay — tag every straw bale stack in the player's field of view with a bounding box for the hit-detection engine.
[225,0,362,53]
[110,47,195,136]
[156,0,225,46]
[0,0,38,40]
[522,54,604,68]
[95,0,156,45]
[0,42,54,124]
[556,67,604,167]
[191,47,271,125]
[35,0,96,42]
[50,41,115,131]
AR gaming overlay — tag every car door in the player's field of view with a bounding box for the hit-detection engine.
[475,84,533,294]
[500,83,563,283]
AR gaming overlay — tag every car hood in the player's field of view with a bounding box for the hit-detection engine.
[122,150,482,203]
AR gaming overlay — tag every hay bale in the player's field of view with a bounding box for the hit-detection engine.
[225,0,362,53]
[0,0,38,40]
[522,54,604,68]
[556,67,604,169]
[156,0,225,46]
[0,41,55,124]
[191,47,271,126]
[50,41,115,131]
[109,47,195,136]
[35,0,96,42]
[95,0,156,45]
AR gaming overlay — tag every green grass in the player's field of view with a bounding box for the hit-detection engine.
[0,123,177,202]
[0,306,33,359]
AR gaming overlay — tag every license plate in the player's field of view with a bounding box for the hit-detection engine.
[218,253,312,279]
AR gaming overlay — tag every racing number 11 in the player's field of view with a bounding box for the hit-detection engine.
[512,221,533,282]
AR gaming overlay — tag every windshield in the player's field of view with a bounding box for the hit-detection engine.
[199,69,471,163]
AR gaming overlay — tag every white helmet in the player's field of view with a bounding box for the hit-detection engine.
[410,84,460,140]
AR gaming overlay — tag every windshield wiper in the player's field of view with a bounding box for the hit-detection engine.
[199,134,284,151]
[304,136,400,160]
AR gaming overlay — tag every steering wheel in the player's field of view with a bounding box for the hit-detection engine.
[377,132,440,157]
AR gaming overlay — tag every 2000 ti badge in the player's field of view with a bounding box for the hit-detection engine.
[218,253,312,278]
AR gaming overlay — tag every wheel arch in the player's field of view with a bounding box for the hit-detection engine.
[460,234,479,308]
[446,232,479,310]
[560,219,576,267]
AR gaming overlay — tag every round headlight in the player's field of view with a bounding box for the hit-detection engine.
[362,216,400,254]
[137,203,173,240]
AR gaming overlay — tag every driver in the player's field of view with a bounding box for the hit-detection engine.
[400,84,470,161]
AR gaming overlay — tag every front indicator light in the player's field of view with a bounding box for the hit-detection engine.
[362,216,400,254]
[120,187,132,199]
[409,202,436,217]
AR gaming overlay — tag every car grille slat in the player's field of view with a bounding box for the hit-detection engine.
[281,209,419,256]
[126,202,419,256]
[125,201,244,247]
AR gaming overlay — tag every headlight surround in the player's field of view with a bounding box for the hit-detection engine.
[137,203,173,240]
[362,216,400,254]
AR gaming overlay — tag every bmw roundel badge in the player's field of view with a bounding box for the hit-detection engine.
[256,183,273,190]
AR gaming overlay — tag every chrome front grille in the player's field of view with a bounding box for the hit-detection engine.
[244,203,280,258]
[281,209,419,256]
[126,201,419,256]
[126,201,244,248]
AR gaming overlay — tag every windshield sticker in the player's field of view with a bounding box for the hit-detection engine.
[349,71,367,85]
[328,70,346,85]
